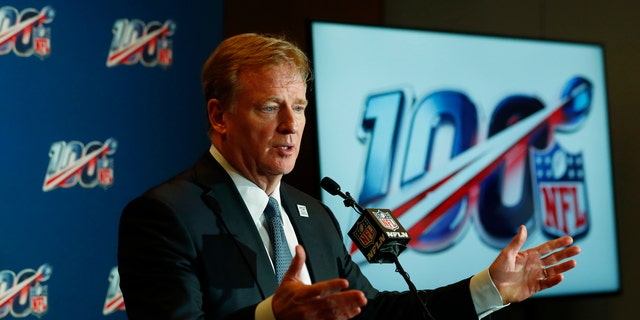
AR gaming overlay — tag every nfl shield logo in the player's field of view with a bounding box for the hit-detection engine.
[98,158,114,188]
[353,219,376,248]
[158,38,173,66]
[33,27,51,59]
[372,209,399,231]
[30,285,49,317]
[530,141,589,238]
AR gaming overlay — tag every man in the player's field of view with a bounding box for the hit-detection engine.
[118,33,580,320]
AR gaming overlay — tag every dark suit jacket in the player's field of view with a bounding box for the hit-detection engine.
[118,152,478,319]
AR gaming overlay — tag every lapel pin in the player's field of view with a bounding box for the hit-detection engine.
[297,204,309,217]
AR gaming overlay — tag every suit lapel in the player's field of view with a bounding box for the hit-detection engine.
[281,187,335,283]
[195,153,279,297]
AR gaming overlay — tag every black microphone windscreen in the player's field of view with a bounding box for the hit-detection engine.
[320,177,341,195]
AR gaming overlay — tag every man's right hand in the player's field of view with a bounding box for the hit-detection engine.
[272,245,368,320]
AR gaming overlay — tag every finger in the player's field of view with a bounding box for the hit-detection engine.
[296,278,351,300]
[281,246,352,298]
[541,244,581,266]
[288,290,367,320]
[504,225,527,255]
[544,258,578,279]
[536,235,574,257]
[323,290,368,318]
[281,245,306,282]
[539,273,564,291]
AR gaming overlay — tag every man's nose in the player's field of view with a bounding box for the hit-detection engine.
[277,107,302,134]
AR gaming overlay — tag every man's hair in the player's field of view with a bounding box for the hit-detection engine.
[201,33,311,114]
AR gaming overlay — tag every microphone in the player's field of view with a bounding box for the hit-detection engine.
[321,177,434,320]
[319,176,341,195]
[320,177,367,215]
[320,177,410,263]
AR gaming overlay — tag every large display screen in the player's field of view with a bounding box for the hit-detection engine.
[310,21,620,297]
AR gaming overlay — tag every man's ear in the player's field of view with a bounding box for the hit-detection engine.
[207,99,226,134]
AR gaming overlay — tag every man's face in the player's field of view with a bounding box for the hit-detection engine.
[217,64,307,184]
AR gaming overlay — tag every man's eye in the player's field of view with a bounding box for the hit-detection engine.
[262,106,276,112]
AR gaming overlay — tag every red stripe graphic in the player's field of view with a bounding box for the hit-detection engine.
[103,294,125,315]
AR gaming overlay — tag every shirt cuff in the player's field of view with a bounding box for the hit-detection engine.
[255,295,276,320]
[470,268,509,319]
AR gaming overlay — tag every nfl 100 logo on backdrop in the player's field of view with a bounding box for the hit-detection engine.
[0,6,55,59]
[355,76,592,252]
[103,267,125,316]
[106,18,176,68]
[42,138,118,192]
[0,264,52,319]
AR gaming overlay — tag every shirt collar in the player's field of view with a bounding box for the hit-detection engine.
[209,144,282,222]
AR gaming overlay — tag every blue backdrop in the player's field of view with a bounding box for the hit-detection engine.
[0,1,223,318]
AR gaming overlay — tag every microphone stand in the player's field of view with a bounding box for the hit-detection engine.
[342,191,366,215]
[335,187,434,320]
[386,252,434,320]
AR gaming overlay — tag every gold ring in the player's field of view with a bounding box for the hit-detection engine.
[542,268,548,279]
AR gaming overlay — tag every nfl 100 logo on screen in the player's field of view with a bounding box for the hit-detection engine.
[355,76,591,252]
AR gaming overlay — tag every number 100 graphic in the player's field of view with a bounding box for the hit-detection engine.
[355,76,591,252]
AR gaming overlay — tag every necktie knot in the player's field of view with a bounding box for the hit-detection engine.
[264,197,292,283]
[263,197,281,222]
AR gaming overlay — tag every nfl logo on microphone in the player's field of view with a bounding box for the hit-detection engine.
[352,218,377,248]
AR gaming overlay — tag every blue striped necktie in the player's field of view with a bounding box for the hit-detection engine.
[263,197,293,283]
